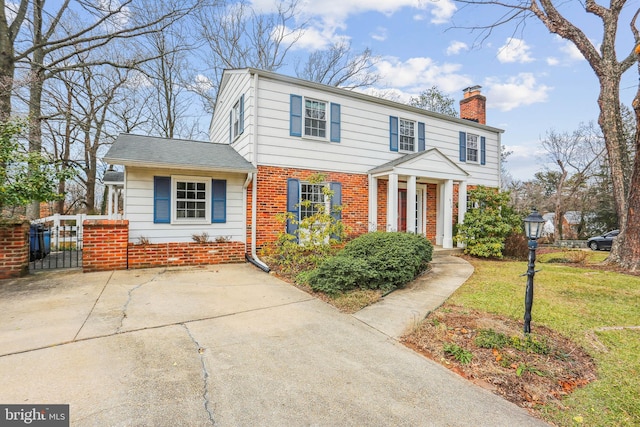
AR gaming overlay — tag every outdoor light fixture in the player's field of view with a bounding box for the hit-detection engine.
[522,208,545,334]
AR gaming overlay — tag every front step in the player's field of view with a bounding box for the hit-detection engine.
[433,247,464,257]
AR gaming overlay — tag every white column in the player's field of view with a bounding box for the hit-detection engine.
[457,181,467,248]
[107,185,114,219]
[436,185,443,245]
[443,179,454,249]
[406,175,416,233]
[368,175,378,232]
[387,173,398,231]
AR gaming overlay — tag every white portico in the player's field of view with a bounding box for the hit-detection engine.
[368,148,470,249]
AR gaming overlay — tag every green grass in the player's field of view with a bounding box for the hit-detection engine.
[449,256,640,426]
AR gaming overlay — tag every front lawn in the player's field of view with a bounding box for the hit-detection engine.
[404,252,640,426]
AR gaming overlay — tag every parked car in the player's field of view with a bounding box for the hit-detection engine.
[587,229,619,251]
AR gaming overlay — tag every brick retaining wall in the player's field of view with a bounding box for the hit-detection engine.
[82,219,245,272]
[127,241,245,269]
[0,221,29,279]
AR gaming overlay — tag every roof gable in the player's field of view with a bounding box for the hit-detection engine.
[369,148,469,180]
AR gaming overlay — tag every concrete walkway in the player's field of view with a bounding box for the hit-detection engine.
[354,254,474,338]
[0,261,547,426]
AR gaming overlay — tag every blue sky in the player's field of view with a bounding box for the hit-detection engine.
[250,0,639,181]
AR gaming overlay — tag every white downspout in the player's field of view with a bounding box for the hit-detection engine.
[250,71,269,271]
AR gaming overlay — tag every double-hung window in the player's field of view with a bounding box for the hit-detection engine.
[290,95,340,142]
[175,179,208,221]
[466,133,479,163]
[399,119,415,152]
[229,94,244,142]
[154,176,227,224]
[304,99,327,138]
[300,182,328,218]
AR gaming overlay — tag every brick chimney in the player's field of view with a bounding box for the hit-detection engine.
[460,85,486,125]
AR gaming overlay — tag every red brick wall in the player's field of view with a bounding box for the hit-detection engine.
[376,180,388,231]
[127,242,244,269]
[83,220,245,271]
[426,183,438,244]
[250,166,369,250]
[0,221,29,280]
[83,220,129,272]
[460,94,486,125]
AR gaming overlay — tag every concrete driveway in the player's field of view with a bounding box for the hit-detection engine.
[0,264,547,426]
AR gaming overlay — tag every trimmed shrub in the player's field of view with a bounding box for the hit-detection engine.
[307,232,433,294]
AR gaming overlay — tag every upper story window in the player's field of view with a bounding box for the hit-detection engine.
[466,133,479,163]
[290,95,340,142]
[232,100,241,139]
[304,99,327,138]
[229,94,244,143]
[399,119,415,152]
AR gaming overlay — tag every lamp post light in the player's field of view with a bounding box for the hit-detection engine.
[523,208,545,334]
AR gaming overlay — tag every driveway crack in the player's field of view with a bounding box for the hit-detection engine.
[183,324,215,425]
[116,269,166,333]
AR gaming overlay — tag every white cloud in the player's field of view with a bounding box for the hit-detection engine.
[374,56,472,94]
[558,38,584,61]
[484,73,551,111]
[189,74,214,93]
[446,41,468,56]
[546,57,560,66]
[277,24,348,51]
[497,38,535,64]
[251,0,456,53]
[371,26,388,42]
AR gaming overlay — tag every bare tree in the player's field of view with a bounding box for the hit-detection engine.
[539,124,605,240]
[195,0,306,111]
[453,1,640,270]
[295,40,380,89]
[1,0,198,217]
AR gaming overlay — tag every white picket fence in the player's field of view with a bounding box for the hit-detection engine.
[31,213,114,250]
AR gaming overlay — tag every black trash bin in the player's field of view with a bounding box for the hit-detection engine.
[29,224,49,261]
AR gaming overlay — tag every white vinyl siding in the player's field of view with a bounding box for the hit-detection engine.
[124,167,246,244]
[208,70,502,188]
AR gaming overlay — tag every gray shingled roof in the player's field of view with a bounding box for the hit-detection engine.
[104,134,256,173]
[103,170,124,184]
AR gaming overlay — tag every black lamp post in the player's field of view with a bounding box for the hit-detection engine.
[523,208,545,334]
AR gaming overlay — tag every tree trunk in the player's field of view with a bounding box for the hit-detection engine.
[615,51,640,271]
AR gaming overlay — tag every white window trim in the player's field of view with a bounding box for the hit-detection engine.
[303,97,329,141]
[466,133,480,164]
[399,118,416,153]
[171,175,210,224]
[232,99,241,141]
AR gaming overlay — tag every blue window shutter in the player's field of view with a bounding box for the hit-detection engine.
[459,131,466,162]
[329,182,342,221]
[211,179,226,223]
[239,94,245,135]
[480,136,486,165]
[286,178,300,239]
[418,122,425,152]
[390,116,398,152]
[154,176,171,224]
[290,95,302,137]
[229,110,233,143]
[330,103,341,142]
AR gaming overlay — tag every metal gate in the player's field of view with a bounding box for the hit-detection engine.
[29,223,83,271]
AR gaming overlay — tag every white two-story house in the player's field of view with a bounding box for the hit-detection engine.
[105,68,502,268]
